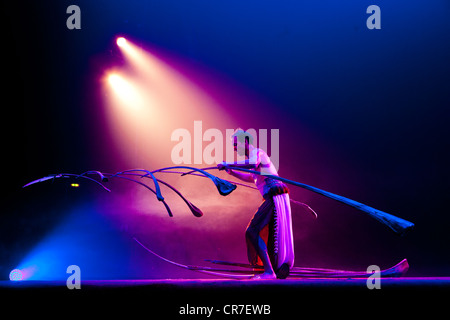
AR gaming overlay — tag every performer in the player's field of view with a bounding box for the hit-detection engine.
[218,129,294,279]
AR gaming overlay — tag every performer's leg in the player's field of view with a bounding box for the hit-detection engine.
[245,227,276,279]
[246,199,277,279]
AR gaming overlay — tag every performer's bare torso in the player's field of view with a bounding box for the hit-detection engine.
[248,148,279,196]
[223,142,279,194]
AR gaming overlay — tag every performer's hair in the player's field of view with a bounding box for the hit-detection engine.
[231,128,254,145]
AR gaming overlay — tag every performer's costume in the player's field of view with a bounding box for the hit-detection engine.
[246,178,295,274]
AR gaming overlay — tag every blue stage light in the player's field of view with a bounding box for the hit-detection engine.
[9,269,23,281]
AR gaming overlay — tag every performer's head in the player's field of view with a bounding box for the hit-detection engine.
[231,129,254,156]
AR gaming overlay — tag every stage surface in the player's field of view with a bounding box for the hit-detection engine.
[3,277,450,289]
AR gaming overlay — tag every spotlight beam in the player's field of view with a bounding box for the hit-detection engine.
[116,37,127,47]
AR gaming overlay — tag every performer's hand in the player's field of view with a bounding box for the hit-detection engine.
[217,162,227,171]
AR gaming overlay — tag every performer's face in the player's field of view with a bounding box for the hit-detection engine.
[233,139,247,156]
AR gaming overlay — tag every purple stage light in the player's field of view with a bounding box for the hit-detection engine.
[9,269,23,281]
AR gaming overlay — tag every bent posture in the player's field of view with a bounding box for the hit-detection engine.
[218,129,294,279]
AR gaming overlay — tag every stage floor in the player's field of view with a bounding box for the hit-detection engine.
[2,276,450,289]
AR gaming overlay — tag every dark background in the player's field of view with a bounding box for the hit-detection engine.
[2,0,449,281]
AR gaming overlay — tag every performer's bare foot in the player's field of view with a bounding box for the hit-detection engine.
[251,272,276,280]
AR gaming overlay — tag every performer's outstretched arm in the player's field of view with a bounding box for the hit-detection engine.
[218,149,260,182]
[220,148,261,169]
[223,167,254,183]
